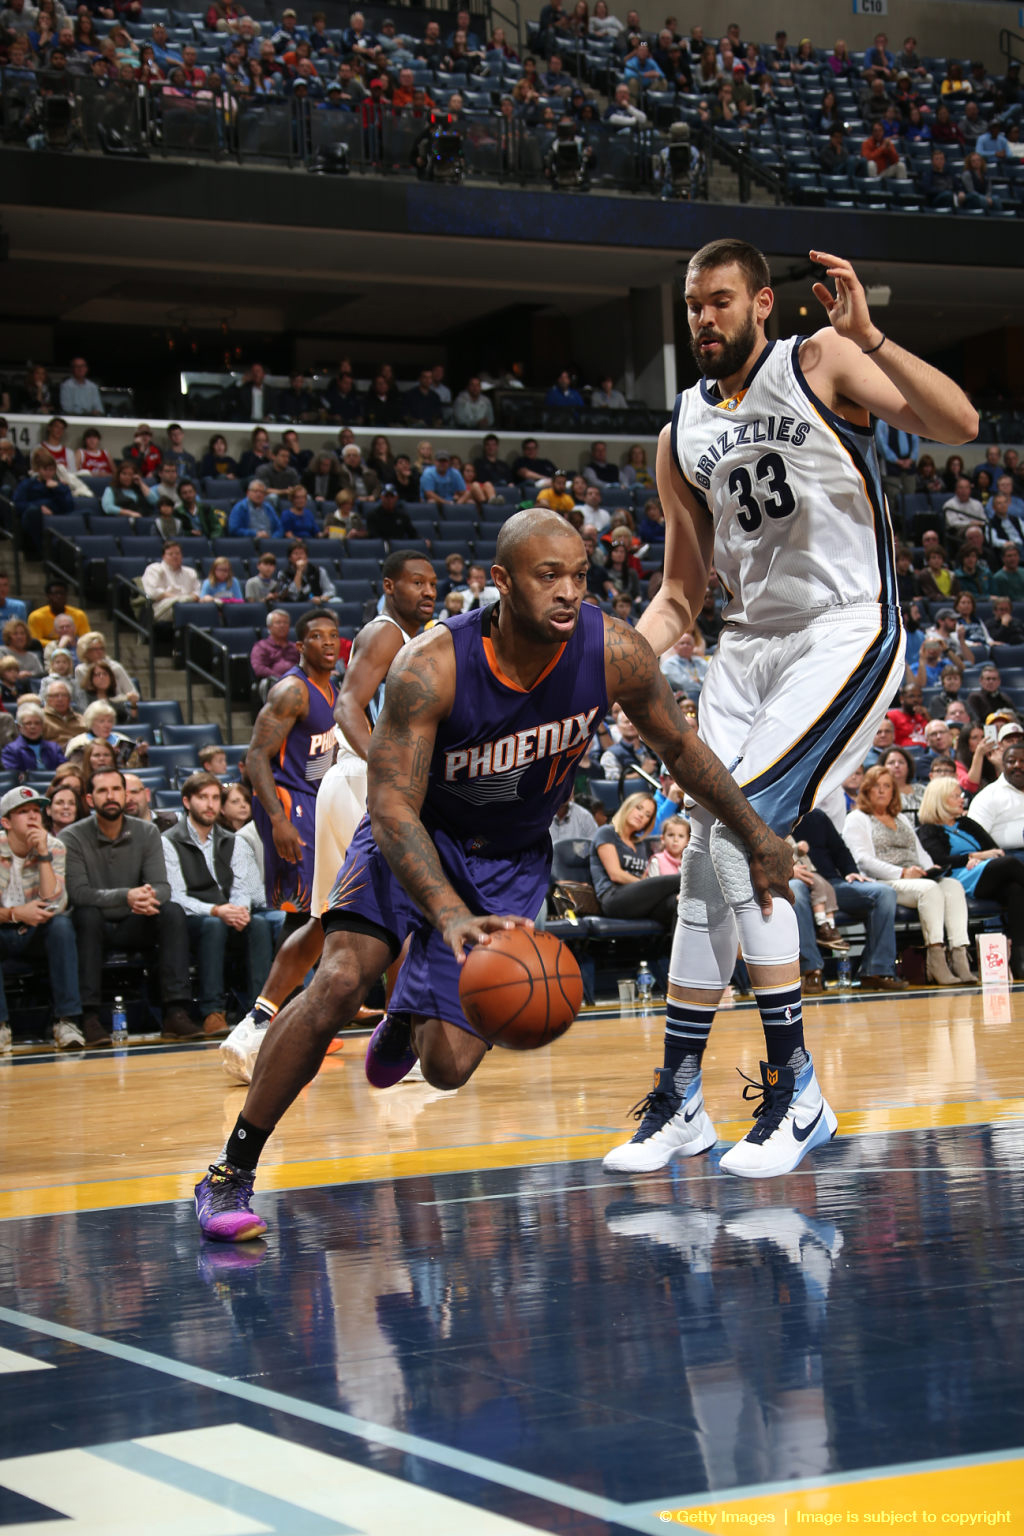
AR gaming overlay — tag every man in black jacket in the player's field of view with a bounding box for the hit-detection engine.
[792,808,908,993]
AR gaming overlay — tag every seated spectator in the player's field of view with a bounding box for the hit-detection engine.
[17,364,55,416]
[648,814,689,875]
[969,662,1018,725]
[46,779,85,835]
[638,498,666,544]
[365,435,395,485]
[60,766,199,1041]
[227,479,282,540]
[918,776,1024,979]
[966,741,1024,850]
[990,542,1024,600]
[363,486,415,541]
[601,537,642,606]
[41,679,85,748]
[100,461,148,520]
[660,632,707,700]
[475,434,512,485]
[915,546,961,603]
[321,372,362,426]
[200,556,244,604]
[919,147,960,210]
[843,763,976,985]
[122,423,162,478]
[545,370,584,412]
[0,785,85,1051]
[256,443,300,497]
[76,427,115,477]
[279,483,322,541]
[336,443,381,509]
[463,562,500,610]
[2,701,66,777]
[453,377,495,430]
[245,552,280,603]
[303,453,345,516]
[43,615,82,667]
[954,547,992,597]
[512,437,557,485]
[79,701,145,770]
[27,582,88,649]
[196,745,228,778]
[589,792,679,928]
[887,682,931,747]
[819,128,857,179]
[1,619,44,679]
[272,541,335,605]
[536,469,574,514]
[237,427,272,481]
[961,151,1002,212]
[58,356,103,417]
[403,369,444,428]
[0,575,26,632]
[583,440,622,488]
[162,771,273,1037]
[985,594,1024,649]
[862,120,907,179]
[122,771,177,833]
[793,806,907,991]
[620,442,655,489]
[943,476,987,539]
[73,632,136,704]
[13,449,73,559]
[884,745,924,820]
[79,660,135,723]
[0,656,30,706]
[198,433,239,481]
[599,711,657,779]
[250,610,299,683]
[420,449,465,505]
[362,374,403,427]
[875,421,921,500]
[590,373,628,409]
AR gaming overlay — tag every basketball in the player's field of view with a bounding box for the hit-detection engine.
[458,928,583,1050]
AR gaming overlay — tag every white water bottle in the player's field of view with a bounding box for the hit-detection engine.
[836,956,852,993]
[111,996,128,1046]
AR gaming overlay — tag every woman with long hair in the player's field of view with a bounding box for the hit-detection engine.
[620,442,655,488]
[955,721,1000,797]
[827,39,853,79]
[942,453,965,492]
[366,435,395,483]
[884,745,924,821]
[80,659,135,722]
[918,776,1024,978]
[589,792,680,928]
[100,460,147,519]
[843,763,976,985]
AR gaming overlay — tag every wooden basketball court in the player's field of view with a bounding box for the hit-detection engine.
[1,982,1023,1533]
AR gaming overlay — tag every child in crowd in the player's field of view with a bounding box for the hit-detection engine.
[198,743,229,775]
[648,814,690,876]
[789,835,849,951]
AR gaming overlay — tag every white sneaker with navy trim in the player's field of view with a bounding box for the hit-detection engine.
[719,1056,837,1179]
[220,1011,268,1085]
[602,1068,717,1173]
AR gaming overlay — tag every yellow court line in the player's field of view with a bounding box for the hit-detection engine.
[2,1096,1023,1221]
[657,1452,1024,1526]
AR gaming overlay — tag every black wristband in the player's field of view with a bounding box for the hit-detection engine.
[34,854,53,863]
[862,333,886,356]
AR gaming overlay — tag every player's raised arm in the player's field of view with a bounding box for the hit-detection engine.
[634,423,716,659]
[247,675,308,863]
[603,614,793,912]
[806,249,979,445]
[367,630,530,959]
[334,624,406,762]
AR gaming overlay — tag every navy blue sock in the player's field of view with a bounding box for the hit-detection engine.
[754,983,806,1069]
[664,999,715,1091]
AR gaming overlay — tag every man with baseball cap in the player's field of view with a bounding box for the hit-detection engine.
[419,449,466,505]
[0,786,84,1052]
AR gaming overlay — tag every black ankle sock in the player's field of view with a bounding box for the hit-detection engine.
[224,1114,271,1173]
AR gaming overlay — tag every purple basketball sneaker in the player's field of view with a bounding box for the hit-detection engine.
[195,1162,268,1242]
[364,1014,417,1088]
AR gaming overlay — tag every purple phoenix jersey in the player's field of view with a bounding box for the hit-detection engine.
[324,600,608,1032]
[253,664,338,912]
[424,601,608,850]
[274,665,339,792]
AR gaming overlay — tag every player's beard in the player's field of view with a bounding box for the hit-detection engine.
[690,309,759,380]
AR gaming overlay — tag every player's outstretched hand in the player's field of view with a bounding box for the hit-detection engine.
[809,250,878,351]
[748,832,795,918]
[442,912,535,966]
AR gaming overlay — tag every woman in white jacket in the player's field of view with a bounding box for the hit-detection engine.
[843,763,977,987]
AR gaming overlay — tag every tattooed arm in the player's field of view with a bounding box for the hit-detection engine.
[367,628,533,960]
[604,614,793,911]
[246,673,308,863]
[334,621,407,762]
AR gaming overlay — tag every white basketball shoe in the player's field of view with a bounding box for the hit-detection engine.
[220,1010,269,1085]
[602,1068,717,1174]
[719,1056,837,1179]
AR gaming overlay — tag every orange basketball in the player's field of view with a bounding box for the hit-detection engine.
[458,928,583,1050]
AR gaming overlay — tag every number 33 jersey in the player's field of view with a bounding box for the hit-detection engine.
[671,336,898,629]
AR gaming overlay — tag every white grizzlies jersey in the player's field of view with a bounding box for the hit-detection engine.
[334,613,415,768]
[672,336,898,629]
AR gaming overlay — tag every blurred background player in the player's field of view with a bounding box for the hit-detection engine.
[221,552,438,1082]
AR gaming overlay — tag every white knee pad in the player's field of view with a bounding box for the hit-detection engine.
[670,810,738,990]
[710,823,799,968]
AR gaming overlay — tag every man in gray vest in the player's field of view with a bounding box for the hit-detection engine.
[163,772,274,1039]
